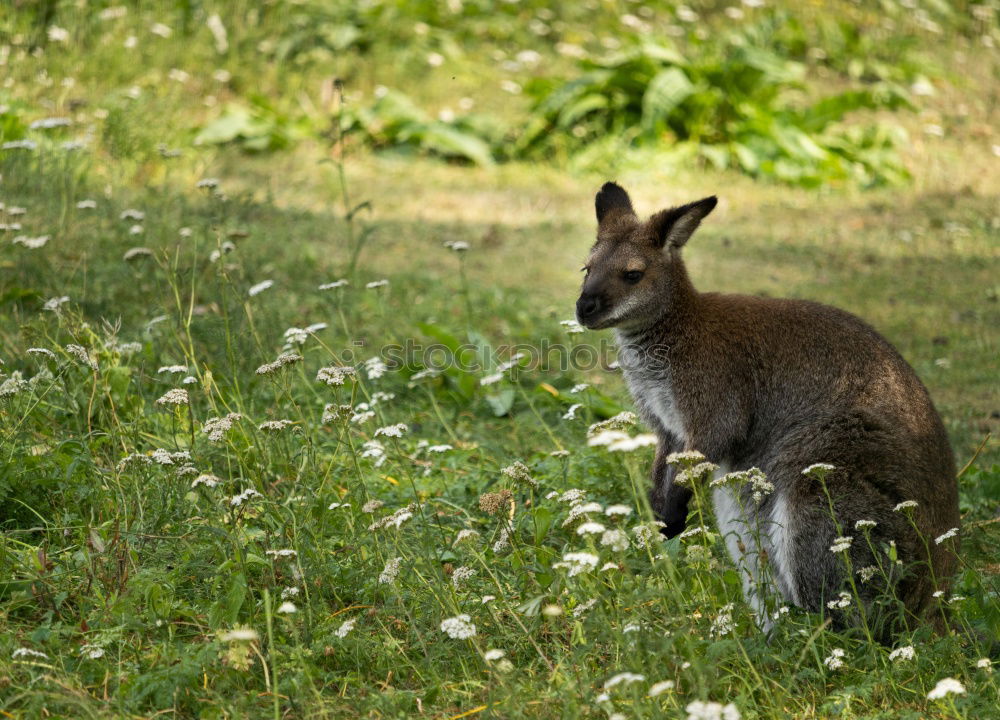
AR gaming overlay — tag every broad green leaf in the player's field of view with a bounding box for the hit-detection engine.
[484,388,515,417]
[420,124,495,167]
[641,68,694,135]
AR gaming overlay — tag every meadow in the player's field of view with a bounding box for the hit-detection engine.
[0,2,998,718]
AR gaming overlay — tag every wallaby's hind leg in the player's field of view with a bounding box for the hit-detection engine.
[768,457,923,640]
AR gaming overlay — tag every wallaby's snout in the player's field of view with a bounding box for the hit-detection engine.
[575,291,603,326]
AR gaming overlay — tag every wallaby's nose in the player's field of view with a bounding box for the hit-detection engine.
[576,293,602,321]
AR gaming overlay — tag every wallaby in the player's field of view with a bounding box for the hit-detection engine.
[576,182,960,636]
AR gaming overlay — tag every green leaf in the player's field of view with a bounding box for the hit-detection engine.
[484,388,515,417]
[420,124,495,167]
[641,67,694,135]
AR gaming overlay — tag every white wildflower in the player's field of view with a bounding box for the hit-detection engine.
[600,529,629,552]
[857,565,878,583]
[76,199,97,209]
[44,296,70,312]
[365,279,389,289]
[711,604,735,636]
[360,439,386,467]
[48,26,70,42]
[889,645,915,662]
[351,410,375,424]
[203,412,242,442]
[378,556,401,584]
[927,678,965,700]
[666,450,706,464]
[501,461,537,488]
[483,649,505,662]
[827,592,852,610]
[604,672,645,690]
[934,527,958,545]
[266,549,297,559]
[570,383,589,393]
[454,529,480,545]
[566,407,594,428]
[192,474,221,489]
[316,365,357,386]
[150,22,173,37]
[562,501,604,527]
[553,551,599,577]
[823,648,846,671]
[829,536,853,553]
[893,500,918,512]
[480,372,503,386]
[855,519,877,531]
[230,488,262,506]
[492,527,511,553]
[80,645,104,659]
[604,504,633,518]
[12,235,49,249]
[587,411,637,437]
[572,598,598,617]
[258,419,294,432]
[649,680,675,697]
[976,658,992,671]
[685,700,741,720]
[427,444,453,453]
[65,344,97,369]
[362,500,384,513]
[219,628,258,642]
[374,423,407,438]
[155,388,188,406]
[335,618,356,638]
[319,279,349,290]
[802,463,835,475]
[368,505,415,531]
[577,521,606,536]
[27,348,56,360]
[120,209,144,221]
[12,647,48,659]
[365,356,387,379]
[248,280,273,297]
[276,602,296,614]
[451,566,476,589]
[440,614,476,639]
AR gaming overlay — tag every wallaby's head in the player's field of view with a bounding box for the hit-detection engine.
[576,182,717,330]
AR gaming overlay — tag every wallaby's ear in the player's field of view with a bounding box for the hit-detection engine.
[595,182,636,225]
[650,196,718,248]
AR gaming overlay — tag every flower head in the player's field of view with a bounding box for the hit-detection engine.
[927,677,965,700]
[553,551,599,577]
[823,648,846,671]
[829,536,853,553]
[888,645,915,662]
[378,557,402,584]
[934,527,958,545]
[155,388,189,406]
[685,701,741,720]
[440,614,476,639]
[501,461,537,488]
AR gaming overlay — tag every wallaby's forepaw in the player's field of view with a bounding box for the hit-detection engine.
[652,485,692,539]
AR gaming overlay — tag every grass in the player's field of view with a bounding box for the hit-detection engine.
[1,2,999,718]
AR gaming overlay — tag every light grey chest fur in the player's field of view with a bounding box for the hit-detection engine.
[615,331,687,443]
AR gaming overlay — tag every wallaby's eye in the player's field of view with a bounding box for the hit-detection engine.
[622,270,644,284]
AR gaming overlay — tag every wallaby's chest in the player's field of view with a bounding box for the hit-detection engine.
[617,338,687,443]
